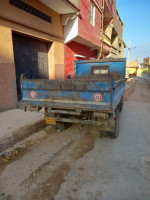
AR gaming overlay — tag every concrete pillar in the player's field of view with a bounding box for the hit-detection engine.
[48,41,65,80]
[0,25,17,110]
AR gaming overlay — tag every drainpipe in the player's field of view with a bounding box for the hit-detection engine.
[98,0,105,59]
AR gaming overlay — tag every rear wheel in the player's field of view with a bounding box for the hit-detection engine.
[118,97,123,112]
[108,109,120,138]
[99,130,109,137]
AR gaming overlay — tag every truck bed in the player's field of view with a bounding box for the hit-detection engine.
[20,58,126,136]
[21,78,125,112]
[21,58,126,113]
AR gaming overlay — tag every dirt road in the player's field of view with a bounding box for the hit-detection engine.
[0,78,150,200]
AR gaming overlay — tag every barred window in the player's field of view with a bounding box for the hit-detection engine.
[9,0,51,24]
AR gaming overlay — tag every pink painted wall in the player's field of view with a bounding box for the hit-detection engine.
[78,0,102,47]
[65,41,96,79]
[64,0,114,79]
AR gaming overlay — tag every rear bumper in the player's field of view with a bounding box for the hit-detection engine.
[21,100,112,112]
[45,116,115,132]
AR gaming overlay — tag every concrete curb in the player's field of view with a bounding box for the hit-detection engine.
[0,119,48,153]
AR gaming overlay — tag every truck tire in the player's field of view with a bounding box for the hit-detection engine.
[50,122,70,131]
[118,97,123,112]
[99,130,109,137]
[109,109,120,139]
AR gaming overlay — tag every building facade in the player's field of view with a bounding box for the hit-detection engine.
[64,0,114,79]
[109,1,125,58]
[64,0,125,79]
[143,57,150,66]
[0,0,124,110]
[0,0,78,110]
[143,57,150,75]
[126,60,139,77]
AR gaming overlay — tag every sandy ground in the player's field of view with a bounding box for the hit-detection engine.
[0,77,150,200]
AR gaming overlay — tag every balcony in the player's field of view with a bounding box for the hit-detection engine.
[104,0,113,20]
[39,0,79,14]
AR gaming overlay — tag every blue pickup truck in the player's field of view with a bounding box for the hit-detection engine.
[21,58,126,138]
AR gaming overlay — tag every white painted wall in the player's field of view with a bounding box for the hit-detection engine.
[64,17,78,44]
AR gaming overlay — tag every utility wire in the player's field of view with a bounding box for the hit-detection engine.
[135,49,150,55]
[135,50,149,57]
[117,0,129,6]
[117,0,135,6]
[124,49,128,58]
[117,0,135,7]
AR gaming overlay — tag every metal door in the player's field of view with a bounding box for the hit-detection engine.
[12,33,49,100]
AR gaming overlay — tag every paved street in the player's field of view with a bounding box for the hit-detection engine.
[0,78,150,200]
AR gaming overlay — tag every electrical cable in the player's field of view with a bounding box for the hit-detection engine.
[135,51,149,57]
[117,0,135,7]
[135,49,150,55]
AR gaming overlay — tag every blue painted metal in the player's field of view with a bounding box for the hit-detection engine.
[75,58,126,78]
[21,58,126,112]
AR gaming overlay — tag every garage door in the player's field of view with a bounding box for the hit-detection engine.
[12,33,49,100]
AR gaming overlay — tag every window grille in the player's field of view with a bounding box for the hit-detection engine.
[9,0,51,23]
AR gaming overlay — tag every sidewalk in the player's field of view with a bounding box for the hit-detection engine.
[0,109,47,152]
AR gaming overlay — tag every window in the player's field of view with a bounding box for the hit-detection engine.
[90,1,95,26]
[9,0,51,23]
[93,69,108,74]
[91,65,109,75]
